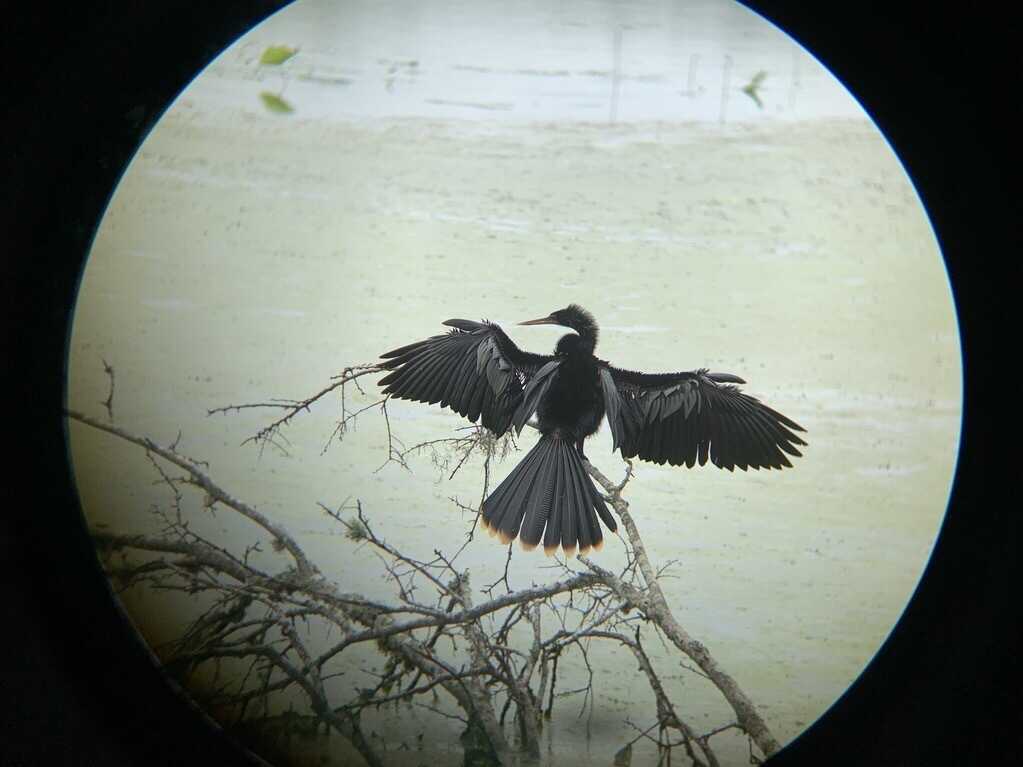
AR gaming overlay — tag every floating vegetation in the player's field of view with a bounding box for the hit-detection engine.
[741,70,767,108]
[259,45,298,66]
[257,45,298,113]
[259,91,294,114]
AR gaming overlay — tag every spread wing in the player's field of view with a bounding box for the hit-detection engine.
[598,363,807,471]
[379,319,558,437]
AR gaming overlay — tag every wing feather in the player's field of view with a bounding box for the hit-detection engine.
[512,359,562,434]
[379,319,554,436]
[598,363,807,471]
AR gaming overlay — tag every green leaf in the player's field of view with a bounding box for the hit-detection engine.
[613,743,633,767]
[259,91,294,114]
[741,70,767,109]
[259,45,297,66]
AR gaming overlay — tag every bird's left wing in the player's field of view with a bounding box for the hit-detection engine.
[598,363,807,471]
[379,319,556,437]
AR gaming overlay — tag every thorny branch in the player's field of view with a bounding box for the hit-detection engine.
[207,364,382,456]
[68,363,779,766]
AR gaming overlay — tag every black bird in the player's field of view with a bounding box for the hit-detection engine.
[379,305,806,557]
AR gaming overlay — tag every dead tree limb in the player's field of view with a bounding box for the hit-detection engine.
[67,361,782,766]
[582,459,781,759]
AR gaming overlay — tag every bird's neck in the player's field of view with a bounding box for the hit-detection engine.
[556,331,597,357]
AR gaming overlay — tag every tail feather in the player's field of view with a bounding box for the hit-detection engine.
[483,438,544,517]
[497,446,549,543]
[560,457,581,557]
[563,455,594,555]
[481,435,616,557]
[520,454,557,550]
[481,442,548,541]
[541,456,564,555]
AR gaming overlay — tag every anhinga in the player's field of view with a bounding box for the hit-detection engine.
[379,305,806,557]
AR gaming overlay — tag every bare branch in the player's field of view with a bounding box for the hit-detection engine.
[68,409,318,579]
[101,359,115,421]
[76,360,786,767]
[207,364,382,452]
[582,459,781,759]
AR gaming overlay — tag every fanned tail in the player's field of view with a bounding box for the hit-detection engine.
[480,434,617,557]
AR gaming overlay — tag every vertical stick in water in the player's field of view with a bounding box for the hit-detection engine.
[610,26,623,124]
[685,52,700,97]
[719,54,732,124]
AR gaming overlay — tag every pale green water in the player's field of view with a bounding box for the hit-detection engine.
[66,1,960,765]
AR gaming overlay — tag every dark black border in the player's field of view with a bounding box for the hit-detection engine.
[5,4,284,766]
[4,2,1015,766]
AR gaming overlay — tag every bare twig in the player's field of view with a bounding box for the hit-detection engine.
[101,359,115,421]
[207,364,382,452]
[69,409,318,579]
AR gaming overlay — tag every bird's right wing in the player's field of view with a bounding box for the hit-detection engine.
[379,319,557,437]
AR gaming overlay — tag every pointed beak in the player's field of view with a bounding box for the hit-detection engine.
[518,314,558,326]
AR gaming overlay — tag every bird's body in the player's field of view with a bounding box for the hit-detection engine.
[379,305,806,557]
[533,323,603,454]
[536,352,604,448]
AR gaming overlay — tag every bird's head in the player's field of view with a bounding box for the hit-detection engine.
[519,304,595,333]
[519,304,598,351]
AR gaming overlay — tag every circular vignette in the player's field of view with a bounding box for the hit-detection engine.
[8,2,1012,767]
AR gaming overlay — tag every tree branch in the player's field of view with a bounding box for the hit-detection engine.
[582,459,781,758]
[71,361,785,766]
[69,409,318,579]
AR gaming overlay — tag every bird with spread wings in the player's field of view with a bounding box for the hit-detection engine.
[379,305,806,557]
